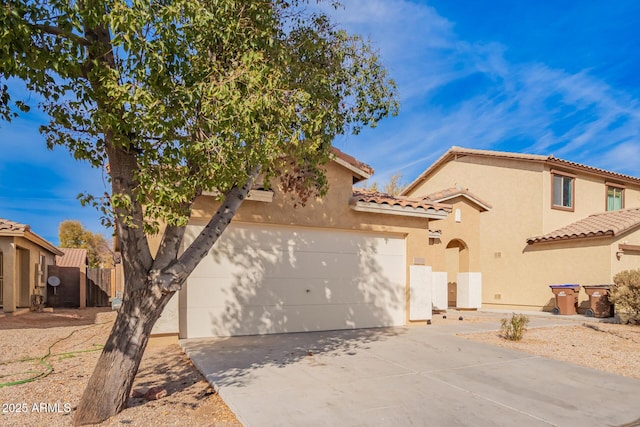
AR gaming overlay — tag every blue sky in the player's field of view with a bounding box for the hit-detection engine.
[2,0,640,244]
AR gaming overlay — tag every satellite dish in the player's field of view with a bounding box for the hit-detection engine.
[47,276,61,287]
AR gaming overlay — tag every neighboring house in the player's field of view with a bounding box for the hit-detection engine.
[0,218,63,313]
[402,146,640,312]
[152,148,453,338]
[49,247,88,309]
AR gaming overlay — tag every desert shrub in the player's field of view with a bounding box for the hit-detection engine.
[500,313,530,341]
[610,269,640,324]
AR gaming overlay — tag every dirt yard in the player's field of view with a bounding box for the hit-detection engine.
[0,308,638,426]
[460,317,640,380]
[0,308,240,426]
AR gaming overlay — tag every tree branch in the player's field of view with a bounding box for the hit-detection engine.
[30,23,91,46]
[150,224,187,272]
[152,165,261,293]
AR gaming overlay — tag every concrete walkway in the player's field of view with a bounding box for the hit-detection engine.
[181,313,640,427]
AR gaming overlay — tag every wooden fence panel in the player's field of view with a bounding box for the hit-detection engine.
[87,268,112,307]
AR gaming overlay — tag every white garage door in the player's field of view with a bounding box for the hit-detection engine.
[179,223,406,338]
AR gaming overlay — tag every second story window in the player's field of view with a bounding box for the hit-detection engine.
[552,171,574,210]
[606,184,624,211]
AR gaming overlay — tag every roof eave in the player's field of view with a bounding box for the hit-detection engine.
[332,156,371,183]
[547,158,640,186]
[401,148,458,196]
[0,231,25,237]
[402,146,550,197]
[350,201,449,219]
[24,231,64,256]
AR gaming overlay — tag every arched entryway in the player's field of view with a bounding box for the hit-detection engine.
[445,239,469,307]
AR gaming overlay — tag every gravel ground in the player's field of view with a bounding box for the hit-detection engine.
[1,308,638,426]
[0,308,240,427]
[461,319,640,380]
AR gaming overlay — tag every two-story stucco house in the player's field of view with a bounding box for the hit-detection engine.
[402,146,640,312]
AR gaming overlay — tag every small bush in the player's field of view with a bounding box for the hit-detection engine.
[610,269,640,324]
[500,313,530,341]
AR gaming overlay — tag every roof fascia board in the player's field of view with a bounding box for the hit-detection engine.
[24,231,64,256]
[402,147,549,196]
[332,156,371,181]
[400,145,640,197]
[429,194,492,211]
[0,231,24,237]
[547,158,640,185]
[401,148,456,196]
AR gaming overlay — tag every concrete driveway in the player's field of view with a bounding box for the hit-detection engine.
[181,314,640,427]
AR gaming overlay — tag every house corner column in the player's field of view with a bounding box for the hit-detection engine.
[1,240,16,313]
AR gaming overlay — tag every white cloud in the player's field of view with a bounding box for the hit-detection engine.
[329,1,640,182]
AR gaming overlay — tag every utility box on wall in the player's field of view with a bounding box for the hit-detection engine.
[410,265,432,321]
[457,272,482,309]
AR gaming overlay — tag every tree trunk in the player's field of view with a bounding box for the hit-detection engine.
[73,172,258,425]
[73,286,172,425]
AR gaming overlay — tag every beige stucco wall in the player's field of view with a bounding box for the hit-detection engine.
[610,230,640,277]
[407,156,546,310]
[426,197,483,274]
[0,236,56,312]
[519,239,611,311]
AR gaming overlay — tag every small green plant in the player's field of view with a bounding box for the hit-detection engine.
[610,269,640,324]
[500,313,530,341]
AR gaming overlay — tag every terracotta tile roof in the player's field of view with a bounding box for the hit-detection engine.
[351,189,452,213]
[56,248,88,268]
[423,187,492,211]
[402,146,640,196]
[331,147,374,177]
[0,218,30,233]
[527,208,640,244]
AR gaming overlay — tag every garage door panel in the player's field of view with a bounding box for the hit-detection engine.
[189,225,380,256]
[184,276,401,309]
[194,250,374,282]
[180,277,248,309]
[267,252,361,279]
[181,224,406,337]
[360,254,406,278]
[184,301,405,338]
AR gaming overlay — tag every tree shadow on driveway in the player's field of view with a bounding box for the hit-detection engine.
[181,326,405,388]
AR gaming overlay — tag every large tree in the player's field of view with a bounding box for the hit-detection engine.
[0,1,397,424]
[59,219,112,267]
